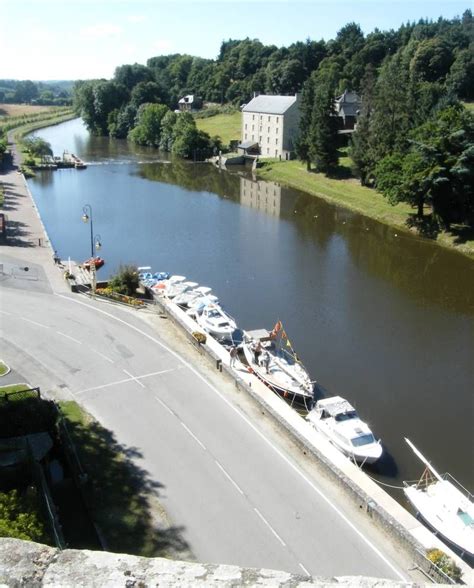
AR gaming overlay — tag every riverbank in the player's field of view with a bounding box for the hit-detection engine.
[255,159,474,259]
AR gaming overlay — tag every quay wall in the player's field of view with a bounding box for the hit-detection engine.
[149,293,472,586]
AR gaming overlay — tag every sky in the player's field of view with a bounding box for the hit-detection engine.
[0,0,470,81]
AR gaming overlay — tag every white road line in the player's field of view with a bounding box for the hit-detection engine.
[181,422,206,450]
[0,310,12,316]
[299,563,310,576]
[254,507,286,547]
[215,460,244,495]
[123,368,146,388]
[56,293,408,582]
[155,396,175,416]
[56,331,82,344]
[20,316,49,329]
[92,349,115,363]
[75,368,179,396]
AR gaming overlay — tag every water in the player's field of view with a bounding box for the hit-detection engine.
[29,118,474,498]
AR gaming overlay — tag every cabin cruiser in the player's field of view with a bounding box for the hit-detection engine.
[306,396,383,464]
[194,303,237,342]
[242,321,314,407]
[403,438,474,561]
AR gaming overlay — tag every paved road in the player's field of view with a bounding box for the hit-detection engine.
[0,281,410,580]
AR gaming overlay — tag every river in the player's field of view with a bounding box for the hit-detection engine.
[29,118,474,500]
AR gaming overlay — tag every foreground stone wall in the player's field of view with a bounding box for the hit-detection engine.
[0,539,447,587]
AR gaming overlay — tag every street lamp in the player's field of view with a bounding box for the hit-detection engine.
[81,204,94,258]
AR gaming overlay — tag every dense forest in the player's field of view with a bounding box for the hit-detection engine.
[70,10,473,229]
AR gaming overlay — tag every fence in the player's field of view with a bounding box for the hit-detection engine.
[0,386,40,402]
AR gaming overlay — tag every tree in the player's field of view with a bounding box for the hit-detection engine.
[114,64,153,91]
[128,103,169,146]
[296,75,315,170]
[108,265,140,296]
[308,73,339,174]
[159,111,178,151]
[23,137,53,158]
[350,65,376,184]
[0,490,46,542]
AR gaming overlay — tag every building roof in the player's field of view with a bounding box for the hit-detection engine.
[335,90,361,118]
[242,94,298,115]
[238,140,259,149]
[178,95,195,104]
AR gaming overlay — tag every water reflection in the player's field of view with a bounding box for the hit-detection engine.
[28,118,474,494]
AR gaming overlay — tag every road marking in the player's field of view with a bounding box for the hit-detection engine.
[181,422,206,450]
[254,507,286,546]
[56,331,82,344]
[20,316,49,329]
[92,349,115,363]
[299,563,310,576]
[215,460,244,495]
[123,368,146,388]
[0,310,12,316]
[155,396,175,416]
[74,368,179,396]
[56,293,408,582]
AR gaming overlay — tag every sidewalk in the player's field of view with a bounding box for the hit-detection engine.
[0,136,69,294]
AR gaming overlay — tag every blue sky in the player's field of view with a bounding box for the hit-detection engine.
[0,0,470,80]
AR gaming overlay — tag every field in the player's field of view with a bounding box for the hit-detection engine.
[0,104,55,117]
[195,111,241,146]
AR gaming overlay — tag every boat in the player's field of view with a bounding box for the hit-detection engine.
[306,396,383,464]
[242,321,314,407]
[165,281,199,299]
[83,256,104,270]
[403,438,474,561]
[176,286,215,308]
[187,294,219,312]
[151,275,186,294]
[194,303,238,342]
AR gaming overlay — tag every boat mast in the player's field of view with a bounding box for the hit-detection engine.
[405,438,444,483]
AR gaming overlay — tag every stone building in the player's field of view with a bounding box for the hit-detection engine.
[239,94,300,160]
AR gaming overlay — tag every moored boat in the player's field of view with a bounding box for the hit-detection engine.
[306,396,383,464]
[242,321,314,407]
[83,256,105,270]
[403,438,474,561]
[194,303,238,342]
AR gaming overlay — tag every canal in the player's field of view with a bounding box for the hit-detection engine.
[29,118,474,500]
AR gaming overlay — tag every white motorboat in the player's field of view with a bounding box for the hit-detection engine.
[165,281,198,299]
[242,321,314,407]
[175,286,213,308]
[403,438,474,560]
[306,396,383,464]
[151,275,186,295]
[195,303,237,342]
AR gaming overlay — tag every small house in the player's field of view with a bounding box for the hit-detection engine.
[334,90,361,132]
[178,95,202,112]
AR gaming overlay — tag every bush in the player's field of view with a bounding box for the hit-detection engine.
[192,331,207,344]
[427,548,462,582]
[0,489,47,543]
[108,264,140,296]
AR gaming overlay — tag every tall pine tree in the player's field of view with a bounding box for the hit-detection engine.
[308,73,339,174]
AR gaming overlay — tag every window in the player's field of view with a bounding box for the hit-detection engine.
[259,126,262,132]
[275,149,278,157]
[252,135,254,141]
[252,124,254,131]
[276,117,279,123]
[268,116,270,122]
[267,127,270,133]
[275,138,278,145]
[245,133,247,140]
[276,127,279,135]
[252,114,255,120]
[267,137,269,143]
[245,123,247,130]
[259,136,262,143]
[267,148,269,154]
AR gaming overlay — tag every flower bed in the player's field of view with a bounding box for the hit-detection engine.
[96,288,145,307]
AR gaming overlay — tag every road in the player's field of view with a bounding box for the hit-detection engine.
[0,263,411,581]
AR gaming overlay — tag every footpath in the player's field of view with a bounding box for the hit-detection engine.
[0,134,69,293]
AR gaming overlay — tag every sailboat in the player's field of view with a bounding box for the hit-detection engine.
[242,320,314,408]
[403,438,474,561]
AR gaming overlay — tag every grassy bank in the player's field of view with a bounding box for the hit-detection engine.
[256,159,474,258]
[12,108,76,143]
[195,111,241,147]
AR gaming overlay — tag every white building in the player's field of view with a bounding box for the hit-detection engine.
[239,94,300,160]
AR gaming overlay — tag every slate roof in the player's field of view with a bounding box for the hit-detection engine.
[335,91,361,118]
[242,94,298,115]
[239,140,259,149]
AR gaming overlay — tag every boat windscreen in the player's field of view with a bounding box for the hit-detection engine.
[351,433,375,447]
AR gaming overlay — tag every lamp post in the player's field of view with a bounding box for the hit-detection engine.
[81,204,94,258]
[81,205,103,295]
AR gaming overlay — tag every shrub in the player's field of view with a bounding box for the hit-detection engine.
[427,548,462,582]
[0,489,47,543]
[108,264,140,296]
[192,331,207,344]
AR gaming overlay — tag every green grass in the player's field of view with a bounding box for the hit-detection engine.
[256,160,474,258]
[0,361,8,376]
[0,384,30,394]
[59,401,189,558]
[195,111,241,147]
[462,101,474,112]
